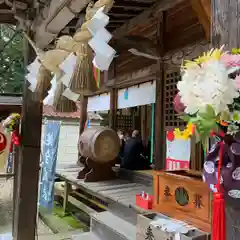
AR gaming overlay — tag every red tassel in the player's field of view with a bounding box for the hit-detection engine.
[212,141,226,240]
[212,192,226,240]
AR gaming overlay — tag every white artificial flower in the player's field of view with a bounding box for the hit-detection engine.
[177,60,239,115]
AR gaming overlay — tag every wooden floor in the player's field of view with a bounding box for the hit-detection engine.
[136,170,154,176]
[56,163,152,214]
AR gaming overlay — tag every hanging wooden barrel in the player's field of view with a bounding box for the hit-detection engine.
[79,126,120,162]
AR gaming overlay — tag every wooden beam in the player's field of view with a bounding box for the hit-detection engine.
[107,64,157,88]
[113,0,184,38]
[212,0,240,49]
[190,0,211,41]
[211,0,240,239]
[32,0,91,49]
[13,32,43,240]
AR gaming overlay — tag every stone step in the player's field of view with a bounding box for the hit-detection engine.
[91,211,136,240]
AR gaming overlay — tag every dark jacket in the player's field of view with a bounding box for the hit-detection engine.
[121,137,149,170]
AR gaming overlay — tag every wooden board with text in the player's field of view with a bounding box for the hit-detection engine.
[153,170,211,233]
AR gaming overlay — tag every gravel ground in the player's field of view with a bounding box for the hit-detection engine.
[0,178,53,237]
[0,178,13,234]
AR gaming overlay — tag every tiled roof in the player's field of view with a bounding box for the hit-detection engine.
[42,105,103,120]
[0,96,22,105]
[42,105,80,119]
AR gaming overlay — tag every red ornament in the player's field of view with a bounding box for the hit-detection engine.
[167,130,175,142]
[0,132,7,153]
[12,131,21,146]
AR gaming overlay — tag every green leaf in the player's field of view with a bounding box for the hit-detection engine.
[220,111,230,121]
[189,117,200,124]
[201,119,216,129]
[179,115,191,122]
[233,112,240,121]
[198,105,216,119]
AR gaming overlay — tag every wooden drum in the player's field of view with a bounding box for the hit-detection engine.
[79,126,120,162]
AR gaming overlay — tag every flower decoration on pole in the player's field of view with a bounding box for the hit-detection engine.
[2,113,21,150]
[174,46,240,141]
[173,46,240,240]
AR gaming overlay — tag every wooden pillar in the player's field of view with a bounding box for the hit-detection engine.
[13,34,43,240]
[211,1,240,239]
[79,96,88,135]
[154,12,166,170]
[109,88,117,130]
[108,57,117,130]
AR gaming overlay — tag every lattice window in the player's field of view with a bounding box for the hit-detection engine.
[116,115,133,131]
[164,70,185,128]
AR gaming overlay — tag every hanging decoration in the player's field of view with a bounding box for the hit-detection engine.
[2,113,21,175]
[0,124,10,172]
[93,65,101,88]
[40,120,61,209]
[173,46,240,240]
[166,129,191,171]
[24,34,77,112]
[86,1,116,71]
[2,113,21,149]
[23,0,115,113]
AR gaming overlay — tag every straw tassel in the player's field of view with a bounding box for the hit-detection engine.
[69,43,97,95]
[53,81,77,112]
[35,65,52,99]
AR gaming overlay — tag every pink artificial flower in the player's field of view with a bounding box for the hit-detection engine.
[173,93,186,113]
[221,53,240,67]
[235,75,240,89]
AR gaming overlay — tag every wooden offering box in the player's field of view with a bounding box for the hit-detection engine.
[153,170,211,232]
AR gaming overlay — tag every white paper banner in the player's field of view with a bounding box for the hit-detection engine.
[87,7,109,35]
[117,81,156,109]
[59,53,77,75]
[27,57,41,75]
[87,93,110,112]
[89,37,116,59]
[94,28,112,43]
[62,88,80,102]
[43,75,58,106]
[93,54,114,71]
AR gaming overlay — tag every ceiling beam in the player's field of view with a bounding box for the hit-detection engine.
[0,9,14,14]
[112,5,148,11]
[108,12,136,17]
[115,0,155,3]
[31,0,91,49]
[112,0,185,38]
[190,0,211,41]
[109,19,126,23]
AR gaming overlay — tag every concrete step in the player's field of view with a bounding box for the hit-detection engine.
[72,232,101,240]
[39,231,100,240]
[91,211,136,240]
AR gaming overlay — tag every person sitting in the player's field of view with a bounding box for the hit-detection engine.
[121,130,151,170]
[117,130,125,164]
